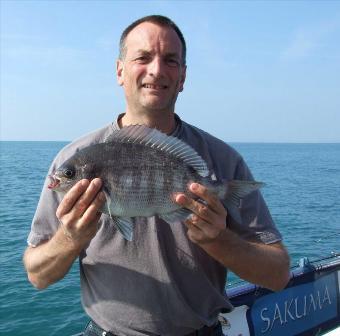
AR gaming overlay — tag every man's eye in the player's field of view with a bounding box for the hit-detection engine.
[166,59,180,67]
[135,56,149,63]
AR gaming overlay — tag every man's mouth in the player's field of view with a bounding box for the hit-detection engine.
[142,83,167,90]
[48,175,60,189]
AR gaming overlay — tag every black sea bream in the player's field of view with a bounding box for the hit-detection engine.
[48,125,263,240]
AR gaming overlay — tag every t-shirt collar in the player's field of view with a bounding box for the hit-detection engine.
[111,113,183,137]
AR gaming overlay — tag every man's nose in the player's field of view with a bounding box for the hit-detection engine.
[147,57,164,77]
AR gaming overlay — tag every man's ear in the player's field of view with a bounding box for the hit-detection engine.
[179,65,187,92]
[116,59,124,86]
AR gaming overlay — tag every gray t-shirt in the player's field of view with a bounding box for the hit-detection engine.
[28,115,282,336]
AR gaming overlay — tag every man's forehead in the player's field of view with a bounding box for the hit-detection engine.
[124,22,182,54]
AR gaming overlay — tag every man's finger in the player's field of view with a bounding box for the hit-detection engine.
[185,218,205,242]
[80,191,105,225]
[175,193,195,212]
[189,183,226,215]
[175,193,218,223]
[186,214,218,236]
[56,179,90,218]
[70,178,103,217]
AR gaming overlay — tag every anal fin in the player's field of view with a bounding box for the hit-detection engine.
[159,208,192,225]
[102,189,134,241]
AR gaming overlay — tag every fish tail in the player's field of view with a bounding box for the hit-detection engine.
[211,179,264,223]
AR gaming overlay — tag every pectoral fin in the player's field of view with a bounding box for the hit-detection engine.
[112,217,134,241]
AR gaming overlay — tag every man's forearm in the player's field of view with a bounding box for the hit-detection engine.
[175,182,290,291]
[23,228,84,289]
[24,179,104,289]
[201,230,290,291]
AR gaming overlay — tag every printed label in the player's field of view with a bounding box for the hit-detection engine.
[250,273,338,336]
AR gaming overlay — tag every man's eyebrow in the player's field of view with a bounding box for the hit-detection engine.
[134,49,180,58]
[135,49,152,55]
[164,52,181,59]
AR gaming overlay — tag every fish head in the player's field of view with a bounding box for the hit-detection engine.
[48,148,99,193]
[48,163,80,192]
[48,156,94,192]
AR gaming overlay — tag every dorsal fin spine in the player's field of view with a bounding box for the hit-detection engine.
[108,125,209,177]
[163,139,177,150]
[132,129,145,143]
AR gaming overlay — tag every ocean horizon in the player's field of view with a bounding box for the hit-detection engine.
[1,140,339,144]
[1,141,339,335]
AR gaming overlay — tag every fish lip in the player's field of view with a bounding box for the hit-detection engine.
[48,175,61,189]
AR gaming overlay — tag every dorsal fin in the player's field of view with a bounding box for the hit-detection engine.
[107,125,209,177]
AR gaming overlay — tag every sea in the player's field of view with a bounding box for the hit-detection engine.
[0,141,339,336]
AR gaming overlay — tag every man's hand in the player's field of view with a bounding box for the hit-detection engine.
[175,183,227,245]
[56,178,105,247]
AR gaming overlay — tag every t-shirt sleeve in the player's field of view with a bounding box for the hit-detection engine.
[228,157,282,244]
[27,156,63,247]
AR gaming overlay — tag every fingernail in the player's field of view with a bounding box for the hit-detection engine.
[81,179,89,187]
[190,183,198,191]
[93,178,102,187]
[175,194,185,205]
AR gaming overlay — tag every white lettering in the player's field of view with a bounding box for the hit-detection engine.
[295,297,304,319]
[260,282,333,334]
[260,307,271,333]
[308,293,317,314]
[284,298,295,322]
[270,303,283,331]
[323,285,332,306]
[303,294,307,316]
[316,290,322,309]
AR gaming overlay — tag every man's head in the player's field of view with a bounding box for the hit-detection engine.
[119,15,186,66]
[116,15,187,116]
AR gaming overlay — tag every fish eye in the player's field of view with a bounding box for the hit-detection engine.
[63,168,75,178]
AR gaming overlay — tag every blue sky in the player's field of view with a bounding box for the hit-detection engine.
[1,0,339,142]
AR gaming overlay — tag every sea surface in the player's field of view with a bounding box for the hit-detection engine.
[0,141,339,335]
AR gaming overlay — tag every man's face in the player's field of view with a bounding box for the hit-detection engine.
[117,22,186,114]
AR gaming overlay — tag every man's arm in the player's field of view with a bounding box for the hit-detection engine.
[23,178,105,289]
[175,183,290,292]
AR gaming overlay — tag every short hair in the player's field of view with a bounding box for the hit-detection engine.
[119,15,186,65]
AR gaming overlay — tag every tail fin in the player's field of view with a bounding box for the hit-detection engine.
[222,180,264,223]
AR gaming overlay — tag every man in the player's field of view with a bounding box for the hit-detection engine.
[24,15,290,336]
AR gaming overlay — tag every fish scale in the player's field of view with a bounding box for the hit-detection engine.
[49,125,264,241]
[103,147,184,217]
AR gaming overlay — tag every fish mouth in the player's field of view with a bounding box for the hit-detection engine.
[48,175,61,189]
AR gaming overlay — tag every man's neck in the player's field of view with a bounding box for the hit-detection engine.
[118,109,177,134]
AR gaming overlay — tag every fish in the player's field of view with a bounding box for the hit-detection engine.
[48,125,264,241]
